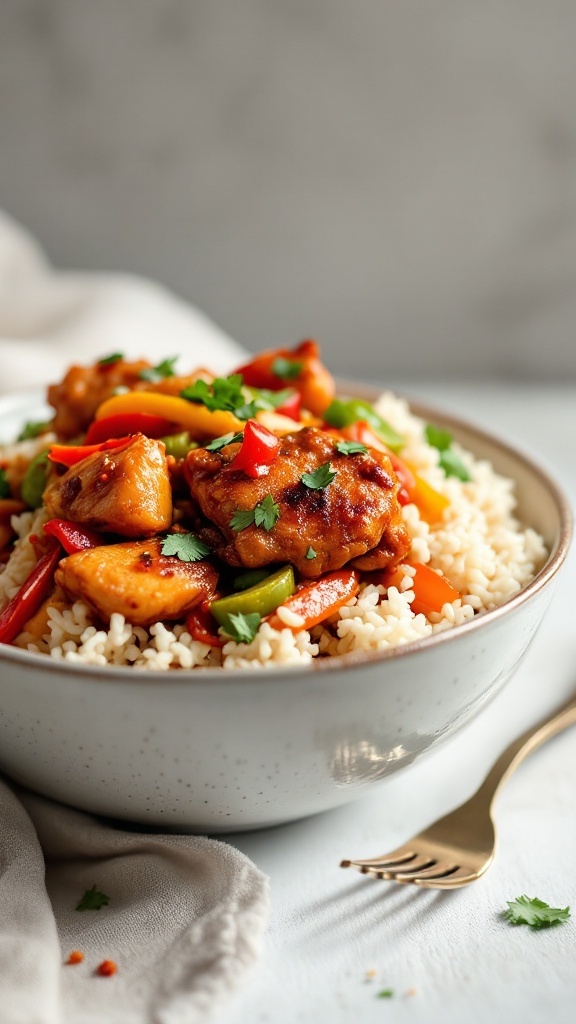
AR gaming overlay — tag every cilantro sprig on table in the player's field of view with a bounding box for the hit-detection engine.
[230,494,280,533]
[76,885,110,911]
[160,533,211,562]
[425,424,471,482]
[504,895,571,929]
[139,356,179,382]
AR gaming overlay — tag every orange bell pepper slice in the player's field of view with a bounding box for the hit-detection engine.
[267,569,360,631]
[378,561,461,616]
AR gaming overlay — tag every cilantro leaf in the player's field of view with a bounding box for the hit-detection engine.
[76,885,110,911]
[425,423,471,482]
[231,495,280,532]
[377,989,394,999]
[181,375,251,418]
[161,532,211,562]
[253,494,280,531]
[230,507,256,532]
[439,449,471,482]
[425,424,453,451]
[205,431,244,452]
[0,468,11,499]
[98,352,124,366]
[271,357,303,381]
[504,895,571,929]
[336,440,368,456]
[139,356,179,382]
[305,546,317,560]
[17,420,51,442]
[301,462,337,489]
[236,388,294,420]
[224,611,261,643]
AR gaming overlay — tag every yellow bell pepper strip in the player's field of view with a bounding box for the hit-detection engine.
[85,412,175,445]
[94,391,244,440]
[266,569,360,632]
[409,472,450,524]
[210,565,295,635]
[376,561,461,617]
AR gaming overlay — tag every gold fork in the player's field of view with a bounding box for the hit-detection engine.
[341,693,576,888]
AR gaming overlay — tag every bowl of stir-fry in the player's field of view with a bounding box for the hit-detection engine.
[0,343,571,829]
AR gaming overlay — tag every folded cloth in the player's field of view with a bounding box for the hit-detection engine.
[0,210,246,392]
[0,777,269,1024]
[0,213,267,1023]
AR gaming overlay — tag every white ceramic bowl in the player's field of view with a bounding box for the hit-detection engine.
[0,387,571,831]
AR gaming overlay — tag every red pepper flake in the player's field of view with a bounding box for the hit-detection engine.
[96,959,118,977]
[65,950,84,965]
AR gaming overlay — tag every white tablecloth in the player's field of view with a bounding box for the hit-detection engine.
[219,381,576,1024]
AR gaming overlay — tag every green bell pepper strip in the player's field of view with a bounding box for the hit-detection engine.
[210,565,295,633]
[160,432,199,459]
[21,451,50,509]
[324,398,404,452]
[233,568,272,591]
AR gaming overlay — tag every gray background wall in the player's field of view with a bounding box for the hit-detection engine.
[1,0,575,381]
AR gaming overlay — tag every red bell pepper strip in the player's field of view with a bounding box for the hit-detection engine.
[235,339,336,416]
[186,601,224,648]
[274,391,302,421]
[266,570,360,632]
[0,540,62,644]
[48,436,130,468]
[84,413,175,445]
[44,518,102,554]
[228,419,280,478]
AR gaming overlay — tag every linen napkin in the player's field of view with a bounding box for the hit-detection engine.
[0,211,269,1023]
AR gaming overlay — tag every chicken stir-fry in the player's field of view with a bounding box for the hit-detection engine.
[0,343,460,648]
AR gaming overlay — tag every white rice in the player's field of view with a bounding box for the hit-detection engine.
[0,390,548,671]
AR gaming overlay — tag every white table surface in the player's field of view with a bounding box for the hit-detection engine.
[219,381,576,1024]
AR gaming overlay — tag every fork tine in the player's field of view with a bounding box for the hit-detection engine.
[393,862,460,883]
[340,850,416,871]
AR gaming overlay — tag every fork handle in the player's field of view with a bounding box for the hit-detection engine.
[474,693,576,808]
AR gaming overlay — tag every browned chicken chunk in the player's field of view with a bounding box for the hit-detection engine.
[185,427,410,577]
[48,358,152,438]
[55,539,218,627]
[44,435,172,537]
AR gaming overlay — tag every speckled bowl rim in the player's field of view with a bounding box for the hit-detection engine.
[0,383,572,685]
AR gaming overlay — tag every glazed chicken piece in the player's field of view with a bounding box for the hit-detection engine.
[48,358,153,438]
[185,426,410,578]
[56,539,218,627]
[44,434,172,537]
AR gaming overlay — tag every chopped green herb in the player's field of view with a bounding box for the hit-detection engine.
[181,375,250,417]
[301,462,337,490]
[17,420,51,442]
[438,449,471,482]
[230,507,256,532]
[231,495,280,533]
[76,885,110,911]
[236,387,294,420]
[271,357,303,381]
[336,440,368,456]
[504,895,571,929]
[377,989,394,999]
[305,546,317,560]
[98,352,124,366]
[253,494,280,531]
[205,431,244,452]
[224,611,261,644]
[161,532,211,562]
[425,424,471,482]
[139,356,179,382]
[0,468,10,498]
